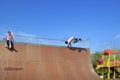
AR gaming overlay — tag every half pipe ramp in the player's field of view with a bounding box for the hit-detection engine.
[0,42,102,80]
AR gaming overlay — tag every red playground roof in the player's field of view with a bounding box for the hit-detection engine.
[102,49,116,55]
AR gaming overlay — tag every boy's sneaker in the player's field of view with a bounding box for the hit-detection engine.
[5,46,9,49]
[9,45,12,49]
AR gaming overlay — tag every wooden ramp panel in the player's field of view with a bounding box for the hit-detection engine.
[0,42,102,80]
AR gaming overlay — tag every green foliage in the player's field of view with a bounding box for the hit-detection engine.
[91,51,102,68]
[115,49,120,60]
[91,48,120,68]
[91,49,120,79]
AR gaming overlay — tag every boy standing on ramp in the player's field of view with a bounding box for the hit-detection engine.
[5,31,14,49]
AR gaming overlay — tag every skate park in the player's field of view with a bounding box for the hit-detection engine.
[0,35,102,80]
[1,0,120,80]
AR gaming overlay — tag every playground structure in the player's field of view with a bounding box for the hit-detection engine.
[96,49,120,80]
[0,35,102,80]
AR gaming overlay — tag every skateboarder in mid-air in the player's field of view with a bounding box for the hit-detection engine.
[65,36,82,47]
[5,31,14,49]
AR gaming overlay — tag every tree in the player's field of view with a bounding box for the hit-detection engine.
[91,51,102,68]
[115,49,120,59]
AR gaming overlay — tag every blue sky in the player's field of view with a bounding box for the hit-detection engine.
[0,0,120,53]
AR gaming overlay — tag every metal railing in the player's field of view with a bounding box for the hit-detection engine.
[0,35,90,48]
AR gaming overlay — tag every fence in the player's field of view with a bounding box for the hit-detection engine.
[0,35,90,48]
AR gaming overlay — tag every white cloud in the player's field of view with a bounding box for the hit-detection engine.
[101,34,120,50]
[113,34,120,40]
[103,42,109,45]
[14,31,38,37]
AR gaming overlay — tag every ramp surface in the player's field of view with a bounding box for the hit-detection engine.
[0,42,102,80]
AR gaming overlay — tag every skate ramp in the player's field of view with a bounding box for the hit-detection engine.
[0,42,102,80]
